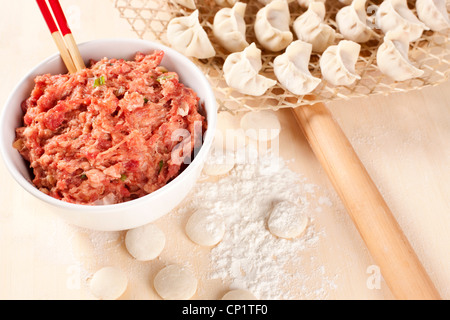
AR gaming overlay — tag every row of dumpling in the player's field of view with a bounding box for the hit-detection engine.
[167,0,450,96]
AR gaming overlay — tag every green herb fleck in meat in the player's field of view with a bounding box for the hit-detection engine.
[143,97,149,104]
[120,174,127,182]
[80,174,88,180]
[156,74,176,83]
[158,160,164,174]
[93,75,106,88]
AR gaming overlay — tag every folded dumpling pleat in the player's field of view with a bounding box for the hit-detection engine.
[376,31,424,81]
[320,40,361,86]
[223,43,277,96]
[293,2,339,53]
[376,0,429,42]
[336,0,375,43]
[254,0,293,52]
[274,40,321,95]
[416,0,450,32]
[167,10,216,59]
[213,2,249,53]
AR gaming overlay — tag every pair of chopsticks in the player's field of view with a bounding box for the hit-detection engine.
[36,0,86,74]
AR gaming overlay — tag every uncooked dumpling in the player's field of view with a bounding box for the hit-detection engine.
[125,223,166,261]
[293,2,339,53]
[222,289,258,300]
[274,40,321,95]
[90,267,128,300]
[375,0,428,42]
[153,265,198,300]
[223,43,277,96]
[416,0,450,32]
[336,0,374,43]
[167,10,216,59]
[320,40,361,86]
[185,208,226,246]
[376,31,424,81]
[254,0,293,52]
[240,110,281,142]
[213,2,249,52]
[267,200,308,239]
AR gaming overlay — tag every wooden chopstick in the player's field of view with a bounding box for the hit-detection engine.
[36,0,77,74]
[36,0,85,74]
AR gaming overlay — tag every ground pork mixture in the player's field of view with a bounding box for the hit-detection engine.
[14,51,207,205]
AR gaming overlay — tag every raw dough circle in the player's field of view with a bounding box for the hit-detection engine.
[222,289,258,300]
[185,209,226,246]
[89,266,128,300]
[214,112,247,151]
[125,223,166,261]
[203,161,235,176]
[203,151,235,176]
[153,264,198,300]
[267,200,308,239]
[240,110,281,142]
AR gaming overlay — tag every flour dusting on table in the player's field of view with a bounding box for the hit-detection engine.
[15,145,337,299]
[178,148,337,299]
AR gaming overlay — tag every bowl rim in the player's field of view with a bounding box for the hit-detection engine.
[0,38,217,212]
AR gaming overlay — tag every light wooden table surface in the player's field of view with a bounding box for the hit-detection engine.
[0,0,449,300]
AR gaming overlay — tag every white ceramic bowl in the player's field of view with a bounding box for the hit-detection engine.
[0,38,217,231]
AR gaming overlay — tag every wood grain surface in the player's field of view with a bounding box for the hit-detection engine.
[0,0,449,300]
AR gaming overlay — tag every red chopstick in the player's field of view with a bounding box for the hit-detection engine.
[36,0,76,73]
[36,0,86,73]
[47,0,72,36]
[36,0,59,34]
[49,0,86,71]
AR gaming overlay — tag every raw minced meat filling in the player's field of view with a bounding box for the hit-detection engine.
[14,51,207,205]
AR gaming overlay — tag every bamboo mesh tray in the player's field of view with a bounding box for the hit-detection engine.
[114,0,450,113]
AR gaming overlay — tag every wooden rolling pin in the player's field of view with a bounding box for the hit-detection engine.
[292,102,441,300]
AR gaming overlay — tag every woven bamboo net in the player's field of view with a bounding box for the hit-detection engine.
[114,0,450,113]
